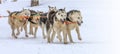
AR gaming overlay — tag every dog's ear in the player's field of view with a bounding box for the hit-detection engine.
[22,8,25,10]
[64,7,66,10]
[48,5,51,8]
[37,10,39,12]
[7,10,11,14]
[55,6,56,9]
[28,9,30,11]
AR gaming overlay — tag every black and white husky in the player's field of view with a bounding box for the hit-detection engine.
[49,10,83,43]
[46,8,68,44]
[28,10,42,38]
[39,6,57,39]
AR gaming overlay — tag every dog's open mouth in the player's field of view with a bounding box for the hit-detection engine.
[77,21,83,26]
[60,19,65,24]
[77,21,82,26]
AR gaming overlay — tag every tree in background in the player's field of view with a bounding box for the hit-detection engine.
[31,0,39,7]
[0,0,1,4]
[13,0,17,2]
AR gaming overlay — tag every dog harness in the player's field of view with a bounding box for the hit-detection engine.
[64,21,77,25]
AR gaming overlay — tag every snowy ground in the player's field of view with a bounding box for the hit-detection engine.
[0,0,114,54]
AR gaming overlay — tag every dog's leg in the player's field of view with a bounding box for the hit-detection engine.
[20,26,23,32]
[16,27,20,35]
[29,23,33,35]
[42,23,46,39]
[47,28,52,43]
[67,29,74,43]
[11,25,17,39]
[76,27,82,40]
[51,30,56,42]
[63,29,67,44]
[34,27,38,38]
[57,30,62,42]
[24,24,28,37]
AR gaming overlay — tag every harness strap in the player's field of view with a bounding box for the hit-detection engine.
[64,21,77,25]
[28,18,37,24]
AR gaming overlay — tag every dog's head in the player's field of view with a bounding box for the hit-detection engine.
[31,12,41,24]
[55,8,67,23]
[68,10,83,25]
[48,6,57,12]
[21,8,31,20]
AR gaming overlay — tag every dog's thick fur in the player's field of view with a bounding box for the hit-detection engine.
[39,6,57,39]
[65,10,83,42]
[46,8,68,44]
[28,10,41,38]
[7,9,31,38]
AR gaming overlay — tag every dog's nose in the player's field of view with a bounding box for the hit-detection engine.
[81,21,83,23]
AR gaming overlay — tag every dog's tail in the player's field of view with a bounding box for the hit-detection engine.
[7,10,11,14]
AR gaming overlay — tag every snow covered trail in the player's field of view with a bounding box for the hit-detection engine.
[0,0,112,54]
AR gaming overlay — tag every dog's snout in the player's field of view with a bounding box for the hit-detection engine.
[64,19,66,21]
[81,21,83,23]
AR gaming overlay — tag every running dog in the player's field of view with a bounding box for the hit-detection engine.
[7,9,31,39]
[46,8,68,44]
[39,6,57,39]
[28,10,42,38]
[65,10,83,43]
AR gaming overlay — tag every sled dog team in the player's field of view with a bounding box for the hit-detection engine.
[7,6,83,44]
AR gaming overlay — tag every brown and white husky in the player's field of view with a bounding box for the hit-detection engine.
[65,10,83,43]
[7,9,31,38]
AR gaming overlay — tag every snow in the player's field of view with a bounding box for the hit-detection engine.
[0,0,114,54]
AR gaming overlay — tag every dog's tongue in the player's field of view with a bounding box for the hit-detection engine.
[77,21,81,26]
[60,19,64,23]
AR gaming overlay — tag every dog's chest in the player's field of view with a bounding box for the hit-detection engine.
[54,22,66,29]
[67,23,78,30]
[14,19,27,26]
[31,23,39,27]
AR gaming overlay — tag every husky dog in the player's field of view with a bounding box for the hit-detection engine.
[65,10,83,43]
[7,9,31,38]
[39,6,57,39]
[28,10,42,38]
[39,12,47,39]
[46,8,68,44]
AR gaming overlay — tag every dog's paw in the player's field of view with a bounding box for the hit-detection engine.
[64,42,68,44]
[78,37,82,40]
[25,35,29,37]
[12,36,17,39]
[16,32,20,35]
[43,36,46,39]
[57,36,62,42]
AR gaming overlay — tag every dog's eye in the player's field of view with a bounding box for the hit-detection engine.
[58,13,60,15]
[62,11,64,13]
[25,13,29,15]
[64,15,66,17]
[61,15,63,17]
[78,17,80,19]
